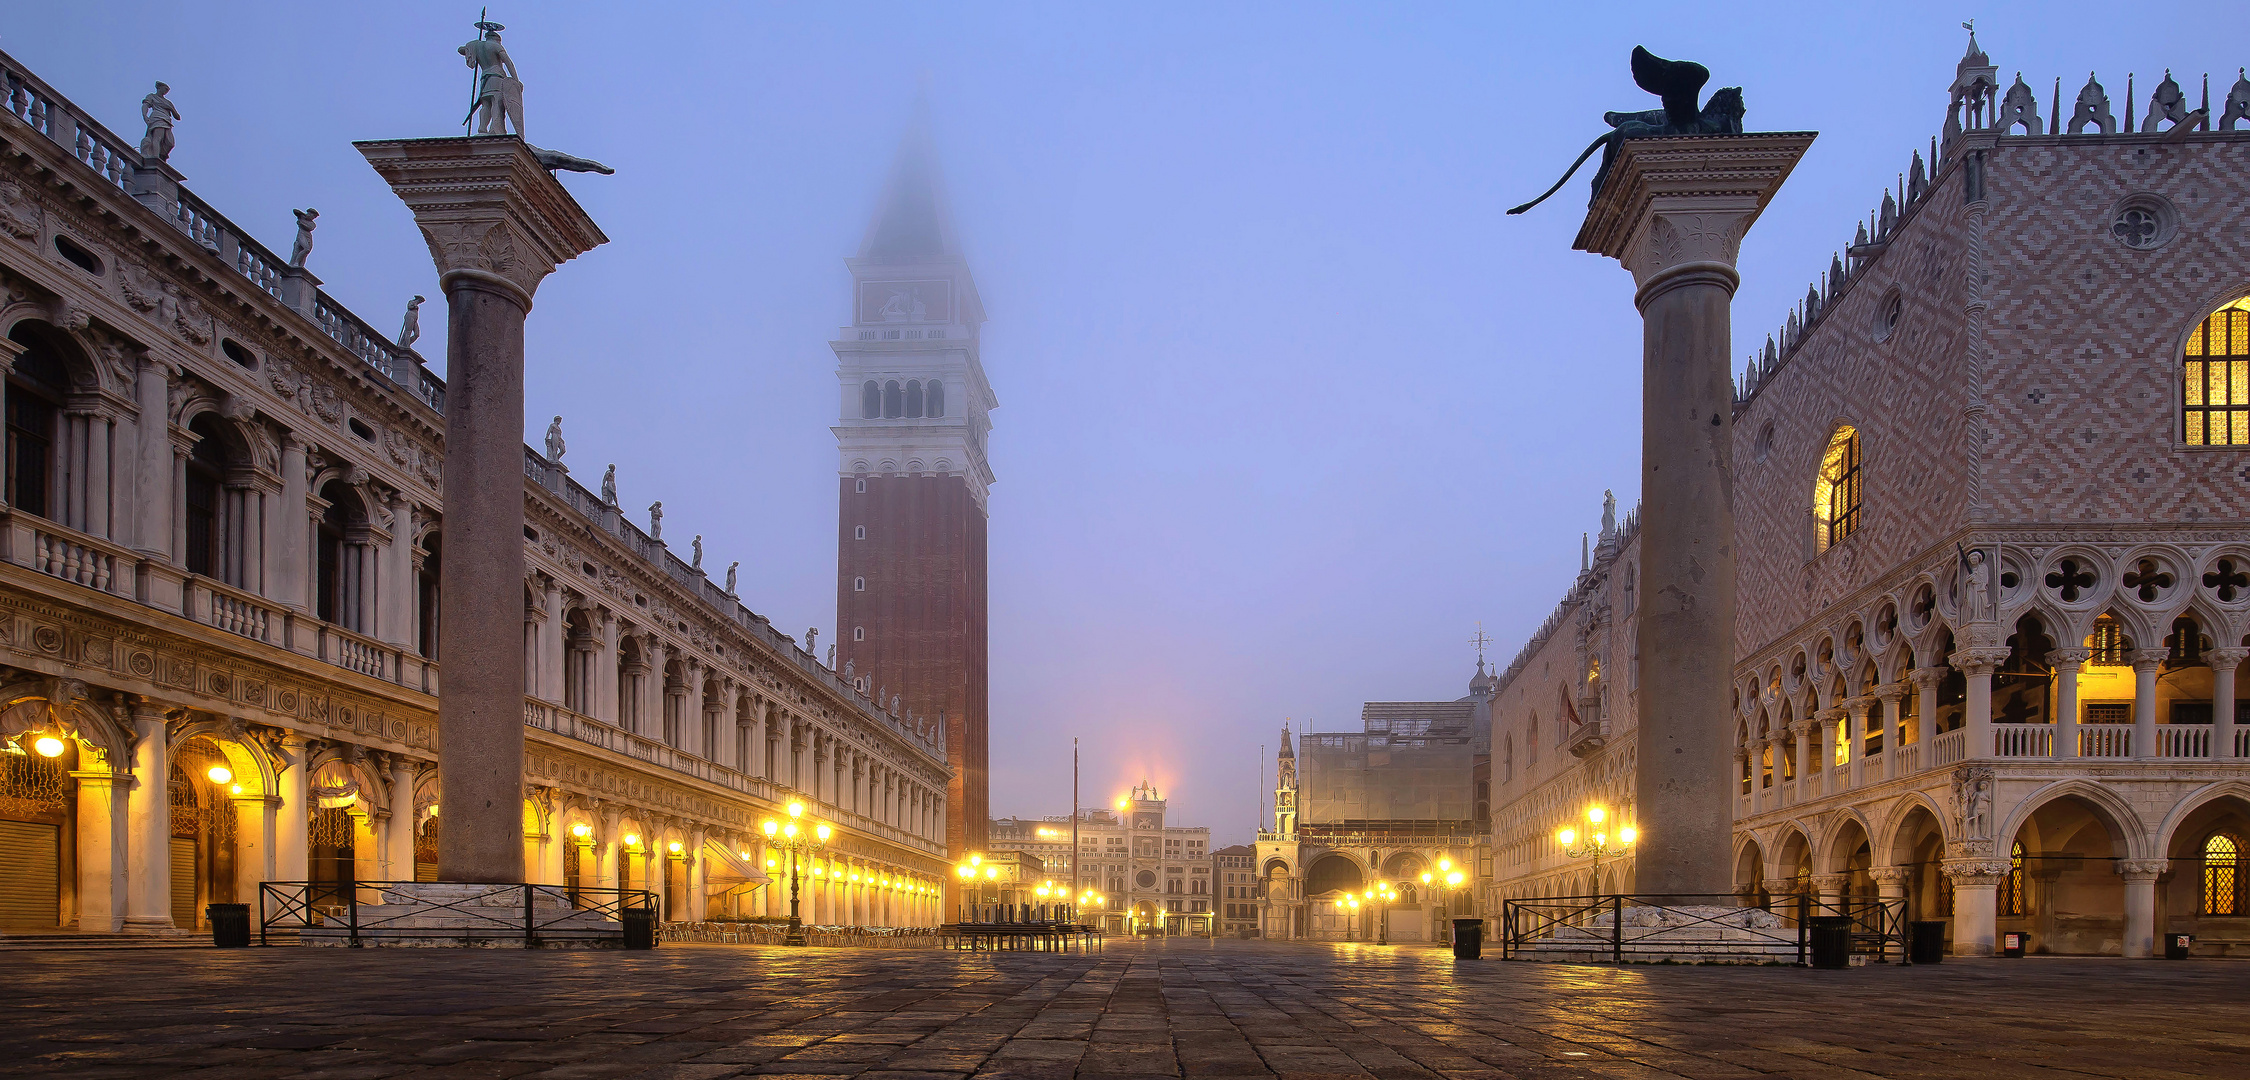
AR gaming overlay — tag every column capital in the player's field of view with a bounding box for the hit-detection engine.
[1809,873,1848,893]
[1572,132,1817,300]
[1873,682,1909,703]
[1954,648,2013,677]
[1866,866,1911,886]
[1940,857,2012,884]
[2206,646,2250,667]
[2129,649,2170,672]
[1910,667,1950,690]
[354,136,607,310]
[2045,647,2093,668]
[2117,859,2170,880]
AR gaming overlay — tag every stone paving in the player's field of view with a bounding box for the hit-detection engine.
[11,938,2250,1079]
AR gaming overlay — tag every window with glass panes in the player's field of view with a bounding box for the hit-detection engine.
[2184,297,2250,446]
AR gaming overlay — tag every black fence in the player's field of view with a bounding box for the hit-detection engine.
[257,881,657,948]
[939,919,1104,951]
[1499,893,1908,965]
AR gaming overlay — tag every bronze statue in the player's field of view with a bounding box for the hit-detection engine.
[1508,47,1745,215]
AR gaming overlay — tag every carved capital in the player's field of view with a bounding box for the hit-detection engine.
[2045,647,2092,669]
[1940,858,2012,884]
[1954,648,2013,678]
[1909,667,1950,690]
[1873,682,1909,704]
[354,136,607,309]
[2208,647,2250,668]
[1867,867,1912,887]
[2117,859,2170,880]
[2130,648,2171,671]
[1573,132,1816,298]
[1809,874,1849,893]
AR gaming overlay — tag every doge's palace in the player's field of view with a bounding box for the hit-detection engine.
[0,48,949,936]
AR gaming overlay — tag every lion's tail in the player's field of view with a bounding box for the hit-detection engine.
[1507,133,1613,216]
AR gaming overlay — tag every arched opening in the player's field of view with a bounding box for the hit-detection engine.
[2161,794,2250,954]
[1776,830,1812,901]
[2007,793,2130,955]
[1934,629,1967,734]
[1304,854,1365,941]
[2182,294,2249,446]
[661,658,686,747]
[0,724,76,931]
[1736,840,1770,908]
[5,322,72,522]
[315,481,371,633]
[1812,424,1863,553]
[925,378,944,418]
[617,637,646,732]
[1996,614,2054,726]
[905,379,924,418]
[416,532,441,659]
[860,380,880,419]
[182,417,232,582]
[882,380,903,419]
[1888,803,1950,929]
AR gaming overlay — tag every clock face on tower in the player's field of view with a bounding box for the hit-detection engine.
[858,280,953,325]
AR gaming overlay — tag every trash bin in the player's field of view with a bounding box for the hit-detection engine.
[2001,931,2026,958]
[1808,916,1854,969]
[1909,920,1946,965]
[622,906,656,950]
[1451,918,1483,960]
[207,903,251,948]
[2166,933,2194,960]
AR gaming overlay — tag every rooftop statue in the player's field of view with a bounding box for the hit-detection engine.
[1508,47,1745,216]
[398,294,424,349]
[288,207,318,268]
[544,415,566,464]
[139,82,181,162]
[601,464,617,506]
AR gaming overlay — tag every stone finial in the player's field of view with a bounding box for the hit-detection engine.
[138,82,181,162]
[1995,73,2041,135]
[2224,70,2250,131]
[2069,73,2116,134]
[2142,69,2192,132]
[288,208,319,269]
[398,295,425,349]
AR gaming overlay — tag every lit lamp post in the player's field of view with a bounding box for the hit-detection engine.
[1362,883,1400,944]
[1556,805,1637,893]
[1419,858,1469,942]
[759,799,831,946]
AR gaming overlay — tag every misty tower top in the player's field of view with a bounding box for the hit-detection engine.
[834,99,994,861]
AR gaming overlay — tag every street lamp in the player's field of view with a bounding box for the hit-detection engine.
[760,798,832,946]
[1419,857,1471,941]
[1556,805,1637,892]
[1362,884,1400,944]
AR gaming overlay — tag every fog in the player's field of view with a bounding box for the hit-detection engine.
[13,1,2235,844]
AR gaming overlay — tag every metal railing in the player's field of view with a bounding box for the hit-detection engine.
[1500,892,1907,965]
[257,880,655,947]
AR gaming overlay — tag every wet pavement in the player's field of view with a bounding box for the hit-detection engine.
[10,937,2246,1079]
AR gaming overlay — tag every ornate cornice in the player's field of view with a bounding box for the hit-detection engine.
[354,136,606,309]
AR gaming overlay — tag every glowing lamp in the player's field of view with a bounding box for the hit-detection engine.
[570,822,592,840]
[782,822,798,839]
[787,800,804,817]
[1437,858,1452,873]
[767,858,778,869]
[206,764,233,785]
[229,784,242,795]
[33,735,64,758]
[624,833,641,849]
[1557,828,1576,847]
[1588,807,1605,824]
[428,803,439,817]
[1445,871,1464,887]
[815,823,832,841]
[1619,826,1638,845]
[1419,872,1432,885]
[956,865,972,879]
[762,819,779,837]
[968,853,982,866]
[985,866,998,879]
[740,850,753,861]
[667,841,684,855]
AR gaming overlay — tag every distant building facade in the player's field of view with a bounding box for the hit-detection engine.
[994,783,1212,933]
[1214,843,1259,937]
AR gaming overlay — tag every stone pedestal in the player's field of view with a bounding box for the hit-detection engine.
[356,135,605,884]
[1574,133,1814,898]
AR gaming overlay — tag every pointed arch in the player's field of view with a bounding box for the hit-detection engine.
[1999,778,2153,861]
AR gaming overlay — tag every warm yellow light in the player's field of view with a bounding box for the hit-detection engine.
[740,850,752,861]
[762,819,778,837]
[1445,871,1464,887]
[206,764,233,785]
[1437,858,1452,873]
[815,823,832,841]
[957,865,972,879]
[1619,826,1638,846]
[570,822,592,840]
[1558,828,1576,847]
[969,853,982,866]
[850,871,860,882]
[1117,797,1129,809]
[624,833,641,848]
[229,784,242,795]
[32,735,64,758]
[766,858,778,869]
[1419,872,1432,884]
[1587,806,1605,824]
[1592,832,1605,847]
[667,841,683,855]
[985,866,998,879]
[428,803,439,817]
[783,822,798,839]
[787,801,804,818]
[812,865,824,877]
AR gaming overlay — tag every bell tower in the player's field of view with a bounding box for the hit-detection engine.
[833,102,995,860]
[1273,725,1297,837]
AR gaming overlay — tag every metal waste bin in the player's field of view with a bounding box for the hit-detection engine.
[622,906,657,950]
[2166,932,2194,960]
[1909,920,1946,964]
[207,903,251,948]
[2001,931,2026,958]
[1451,918,1483,959]
[1808,915,1853,969]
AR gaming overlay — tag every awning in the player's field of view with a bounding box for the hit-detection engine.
[703,840,773,891]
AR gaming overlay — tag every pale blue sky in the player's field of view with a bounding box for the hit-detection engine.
[9,3,2234,844]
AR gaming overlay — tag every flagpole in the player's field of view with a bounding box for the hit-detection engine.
[1070,737,1080,916]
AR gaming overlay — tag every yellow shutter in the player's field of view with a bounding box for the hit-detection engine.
[0,820,60,930]
[171,836,199,929]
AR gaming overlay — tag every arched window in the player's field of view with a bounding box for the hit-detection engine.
[417,532,441,659]
[183,421,228,580]
[2205,833,2242,915]
[617,637,646,730]
[2183,295,2249,446]
[882,380,903,419]
[5,324,67,519]
[860,381,880,419]
[2088,615,2132,667]
[1813,425,1862,552]
[1999,840,2026,916]
[905,380,924,418]
[315,481,371,633]
[926,379,944,418]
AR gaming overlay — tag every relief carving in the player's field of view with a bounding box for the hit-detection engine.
[0,180,41,239]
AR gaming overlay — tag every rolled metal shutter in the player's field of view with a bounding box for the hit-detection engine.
[170,836,198,929]
[0,820,60,929]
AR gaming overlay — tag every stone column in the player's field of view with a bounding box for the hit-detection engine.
[2130,649,2167,759]
[358,136,605,884]
[1810,873,1845,913]
[2049,647,2088,760]
[1957,649,2009,759]
[233,793,276,904]
[596,806,624,891]
[686,826,707,920]
[1844,699,1871,789]
[538,578,564,704]
[1868,866,1908,907]
[2118,859,2168,958]
[385,758,417,879]
[2211,648,2247,761]
[1574,133,1813,897]
[376,490,414,649]
[593,610,619,724]
[71,769,125,932]
[278,437,311,655]
[1911,668,1944,762]
[133,359,183,608]
[121,701,175,933]
[274,735,312,887]
[1942,857,2008,956]
[1874,685,1905,779]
